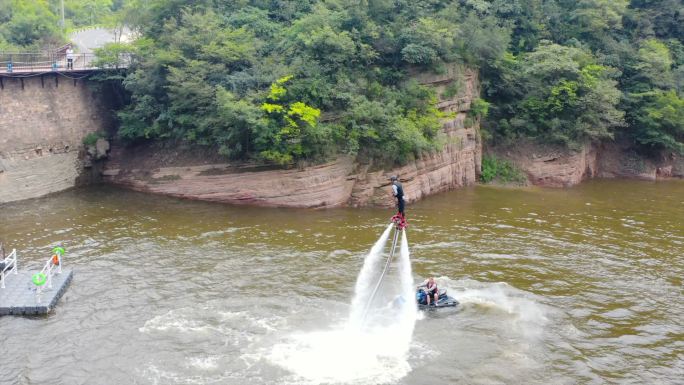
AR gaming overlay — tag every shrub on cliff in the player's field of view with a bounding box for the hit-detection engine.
[480,156,526,184]
[82,132,105,146]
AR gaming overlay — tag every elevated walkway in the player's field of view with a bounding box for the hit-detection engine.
[1,27,131,78]
[0,52,128,78]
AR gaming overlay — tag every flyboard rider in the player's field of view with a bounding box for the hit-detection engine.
[390,176,405,217]
[389,175,407,229]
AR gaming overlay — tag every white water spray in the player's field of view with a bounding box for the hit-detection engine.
[348,224,394,328]
[396,230,418,341]
[268,224,418,384]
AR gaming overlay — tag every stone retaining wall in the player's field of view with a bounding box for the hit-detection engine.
[0,74,111,203]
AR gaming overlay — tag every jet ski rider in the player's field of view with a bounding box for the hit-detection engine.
[418,277,439,306]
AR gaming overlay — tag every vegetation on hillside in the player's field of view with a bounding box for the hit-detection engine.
[0,0,126,50]
[109,1,478,164]
[483,0,684,154]
[4,0,684,164]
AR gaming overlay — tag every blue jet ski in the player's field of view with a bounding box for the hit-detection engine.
[416,288,459,309]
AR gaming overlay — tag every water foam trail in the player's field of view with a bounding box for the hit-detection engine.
[442,279,548,340]
[347,223,394,329]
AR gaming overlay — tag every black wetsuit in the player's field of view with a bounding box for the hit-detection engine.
[393,181,405,217]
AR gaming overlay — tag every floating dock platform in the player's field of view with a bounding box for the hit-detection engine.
[0,270,73,315]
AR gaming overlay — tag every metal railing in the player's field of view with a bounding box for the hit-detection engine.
[0,52,97,73]
[35,249,63,296]
[1,249,18,289]
[0,51,130,74]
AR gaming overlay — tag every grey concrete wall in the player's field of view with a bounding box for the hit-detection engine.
[0,74,111,203]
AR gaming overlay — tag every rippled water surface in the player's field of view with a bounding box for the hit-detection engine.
[1,180,683,384]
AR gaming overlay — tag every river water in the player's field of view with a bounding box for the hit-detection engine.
[1,180,682,384]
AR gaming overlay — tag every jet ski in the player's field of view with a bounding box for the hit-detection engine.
[416,288,459,309]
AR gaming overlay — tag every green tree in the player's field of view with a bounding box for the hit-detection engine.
[572,0,628,35]
[487,42,625,148]
[634,39,674,88]
[64,0,113,27]
[457,13,511,67]
[116,8,258,143]
[628,0,684,42]
[257,76,325,164]
[214,87,265,158]
[0,0,60,47]
[399,17,455,65]
[630,90,684,153]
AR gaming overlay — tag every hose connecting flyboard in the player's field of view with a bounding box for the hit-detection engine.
[361,225,402,323]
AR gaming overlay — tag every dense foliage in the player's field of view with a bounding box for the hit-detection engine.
[483,0,684,154]
[0,0,126,50]
[5,0,684,163]
[111,0,476,164]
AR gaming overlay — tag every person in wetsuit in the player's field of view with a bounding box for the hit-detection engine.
[390,176,405,218]
[418,277,439,306]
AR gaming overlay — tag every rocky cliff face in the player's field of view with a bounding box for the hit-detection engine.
[350,115,480,207]
[0,75,112,204]
[495,143,598,187]
[103,65,482,208]
[525,148,598,187]
[493,141,684,187]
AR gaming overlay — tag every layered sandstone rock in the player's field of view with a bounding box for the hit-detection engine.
[103,65,482,208]
[103,154,358,208]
